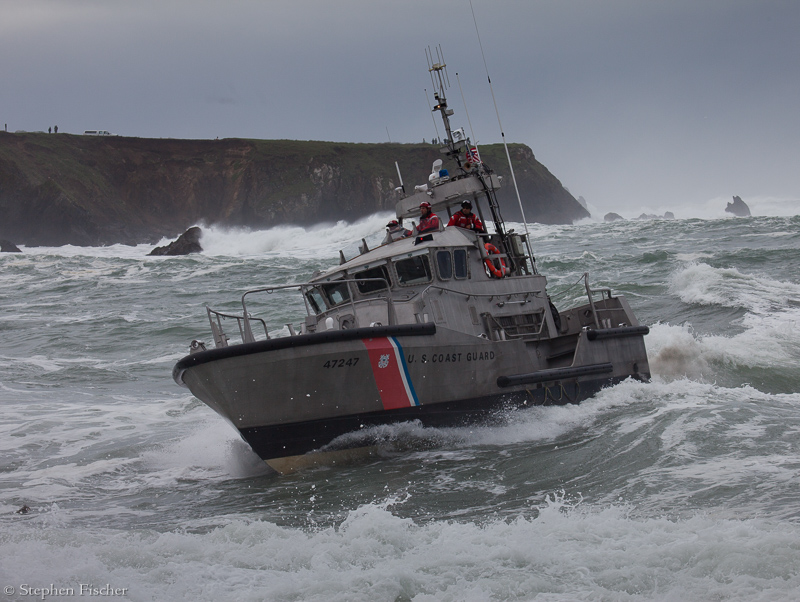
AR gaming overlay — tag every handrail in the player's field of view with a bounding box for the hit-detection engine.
[582,272,617,329]
[231,278,394,345]
[420,283,542,303]
[206,306,268,347]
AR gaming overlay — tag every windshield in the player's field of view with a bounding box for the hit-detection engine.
[354,266,390,294]
[322,281,351,306]
[305,281,351,314]
[395,255,432,286]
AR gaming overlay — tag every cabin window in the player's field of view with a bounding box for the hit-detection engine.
[353,265,390,294]
[322,281,351,307]
[454,249,468,279]
[436,250,453,280]
[305,288,328,314]
[394,255,432,286]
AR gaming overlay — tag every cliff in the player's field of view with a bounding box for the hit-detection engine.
[0,132,588,246]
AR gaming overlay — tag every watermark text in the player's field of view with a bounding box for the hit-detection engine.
[4,583,128,599]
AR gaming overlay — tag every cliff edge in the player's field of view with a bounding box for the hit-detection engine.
[0,132,588,246]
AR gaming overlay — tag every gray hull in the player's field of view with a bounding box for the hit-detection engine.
[175,320,649,469]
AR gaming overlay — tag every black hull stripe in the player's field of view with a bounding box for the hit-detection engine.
[497,362,614,388]
[173,322,436,384]
[586,325,650,341]
[237,375,627,461]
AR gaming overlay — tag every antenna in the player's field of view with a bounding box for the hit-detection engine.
[426,46,462,167]
[423,88,441,141]
[395,161,405,194]
[456,72,477,145]
[386,127,391,143]
[469,0,530,240]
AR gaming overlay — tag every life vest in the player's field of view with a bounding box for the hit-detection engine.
[447,210,484,232]
[484,243,507,278]
[418,213,440,233]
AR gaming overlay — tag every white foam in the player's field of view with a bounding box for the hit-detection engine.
[197,213,393,259]
[141,415,271,482]
[655,263,800,375]
[669,262,800,314]
[2,496,799,601]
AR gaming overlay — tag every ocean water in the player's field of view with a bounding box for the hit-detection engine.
[2,203,800,601]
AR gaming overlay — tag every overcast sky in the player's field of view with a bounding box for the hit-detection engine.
[2,0,798,216]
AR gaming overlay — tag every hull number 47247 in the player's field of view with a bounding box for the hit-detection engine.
[323,358,360,368]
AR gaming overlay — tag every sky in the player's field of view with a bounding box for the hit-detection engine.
[2,0,799,217]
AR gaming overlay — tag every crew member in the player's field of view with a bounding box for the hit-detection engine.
[447,200,485,232]
[384,219,411,243]
[417,201,440,233]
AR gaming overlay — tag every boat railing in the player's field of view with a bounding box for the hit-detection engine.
[206,306,269,348]
[419,283,541,304]
[582,272,626,329]
[475,232,537,276]
[205,279,396,347]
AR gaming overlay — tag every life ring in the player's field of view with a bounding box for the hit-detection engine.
[484,243,507,278]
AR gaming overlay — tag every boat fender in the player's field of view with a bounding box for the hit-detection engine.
[548,299,562,332]
[484,243,507,279]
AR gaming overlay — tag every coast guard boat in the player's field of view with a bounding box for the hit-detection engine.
[173,61,650,473]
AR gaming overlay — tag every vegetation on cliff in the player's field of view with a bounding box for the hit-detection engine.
[0,132,588,246]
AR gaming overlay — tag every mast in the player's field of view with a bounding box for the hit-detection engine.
[426,46,512,262]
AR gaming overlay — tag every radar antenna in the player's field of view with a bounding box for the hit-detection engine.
[425,45,462,169]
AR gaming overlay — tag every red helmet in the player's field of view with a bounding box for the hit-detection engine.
[419,201,432,210]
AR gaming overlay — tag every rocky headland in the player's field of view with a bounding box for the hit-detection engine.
[0,132,589,247]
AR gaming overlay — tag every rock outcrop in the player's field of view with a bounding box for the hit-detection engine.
[0,132,589,246]
[636,212,676,220]
[604,212,624,222]
[725,195,751,217]
[147,227,202,256]
[0,239,21,252]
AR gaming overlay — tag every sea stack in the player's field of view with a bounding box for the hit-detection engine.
[148,227,203,256]
[725,195,751,217]
[1,239,22,252]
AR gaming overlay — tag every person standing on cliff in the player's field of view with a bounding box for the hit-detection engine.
[54,125,58,133]
[417,201,440,233]
[447,200,485,232]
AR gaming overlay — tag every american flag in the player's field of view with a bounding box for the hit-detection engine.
[466,146,481,164]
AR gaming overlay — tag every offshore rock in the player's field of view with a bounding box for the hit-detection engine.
[636,212,675,220]
[0,132,589,246]
[604,212,625,222]
[148,227,202,256]
[725,195,751,217]
[1,239,21,252]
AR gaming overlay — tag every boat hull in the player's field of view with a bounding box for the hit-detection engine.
[175,323,649,471]
[237,374,625,470]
